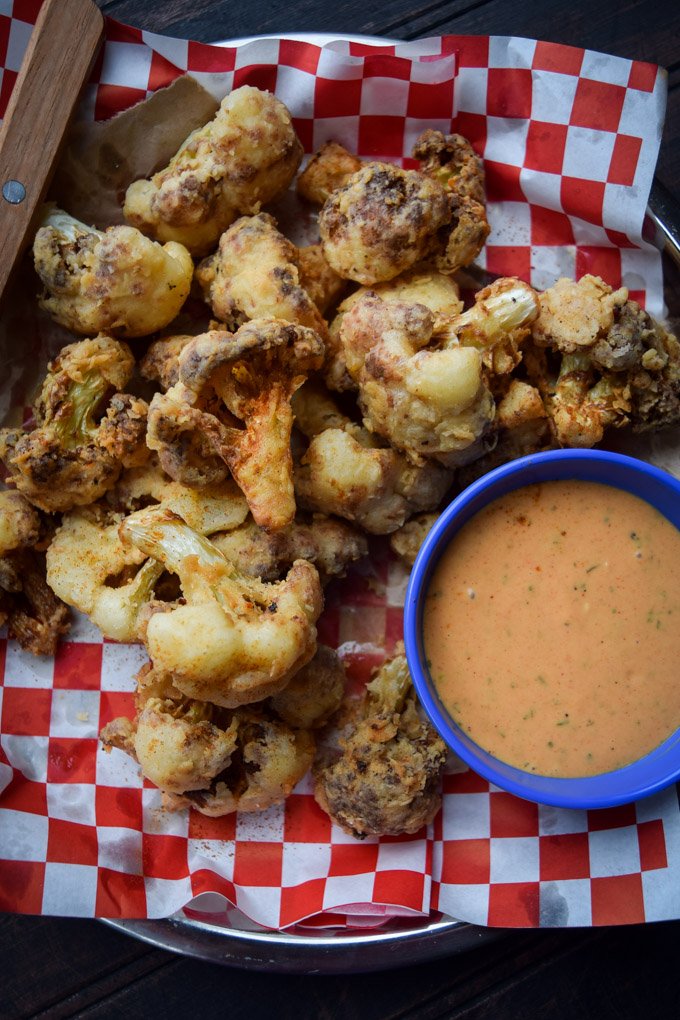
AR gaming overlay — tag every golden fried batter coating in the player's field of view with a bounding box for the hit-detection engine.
[296,243,348,315]
[295,426,452,535]
[389,512,438,568]
[413,130,490,274]
[211,513,368,582]
[269,645,346,730]
[456,380,552,486]
[548,353,631,447]
[121,508,323,708]
[339,294,494,468]
[339,279,540,468]
[140,333,196,391]
[529,277,680,438]
[101,665,315,815]
[124,86,303,255]
[195,213,330,338]
[297,141,364,205]
[147,320,325,530]
[33,207,193,339]
[0,336,148,512]
[326,266,463,391]
[0,490,40,556]
[292,381,452,534]
[319,162,452,285]
[0,491,70,655]
[47,464,248,642]
[314,650,447,838]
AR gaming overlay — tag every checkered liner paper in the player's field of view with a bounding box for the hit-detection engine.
[1,0,679,930]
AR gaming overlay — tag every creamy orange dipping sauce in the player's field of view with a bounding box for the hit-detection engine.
[424,480,680,777]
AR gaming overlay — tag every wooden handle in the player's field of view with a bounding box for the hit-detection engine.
[0,0,104,301]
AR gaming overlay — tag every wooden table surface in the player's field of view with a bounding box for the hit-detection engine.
[4,1,680,1016]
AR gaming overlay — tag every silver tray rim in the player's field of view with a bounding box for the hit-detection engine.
[102,31,680,972]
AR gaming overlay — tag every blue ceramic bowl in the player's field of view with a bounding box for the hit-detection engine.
[404,449,680,809]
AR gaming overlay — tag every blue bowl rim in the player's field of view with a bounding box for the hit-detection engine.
[403,448,680,809]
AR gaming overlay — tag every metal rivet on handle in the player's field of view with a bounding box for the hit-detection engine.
[2,179,26,204]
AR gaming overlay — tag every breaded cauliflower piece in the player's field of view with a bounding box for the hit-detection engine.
[295,426,452,535]
[0,491,70,655]
[292,382,452,534]
[456,380,552,486]
[412,130,490,274]
[124,86,303,255]
[211,513,368,583]
[339,279,539,468]
[326,266,463,391]
[147,320,325,530]
[101,665,315,815]
[0,336,148,512]
[296,243,347,316]
[297,141,363,205]
[47,464,248,642]
[195,213,330,338]
[389,512,438,568]
[33,206,193,339]
[269,644,346,730]
[319,162,452,285]
[0,490,40,556]
[121,508,323,708]
[303,132,489,283]
[532,275,628,354]
[140,333,196,391]
[529,278,680,439]
[547,352,631,447]
[313,649,447,838]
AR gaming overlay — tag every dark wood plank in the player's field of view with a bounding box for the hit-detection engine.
[1,914,173,1019]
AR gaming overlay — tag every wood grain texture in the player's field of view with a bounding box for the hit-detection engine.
[0,0,104,302]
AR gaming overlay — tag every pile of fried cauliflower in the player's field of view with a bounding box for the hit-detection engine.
[1,85,679,838]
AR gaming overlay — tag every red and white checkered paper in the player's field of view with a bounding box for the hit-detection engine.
[1,0,679,929]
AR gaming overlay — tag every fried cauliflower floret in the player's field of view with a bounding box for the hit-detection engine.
[339,278,540,468]
[212,513,368,582]
[147,320,325,530]
[456,380,551,486]
[532,275,628,354]
[0,490,40,555]
[529,276,680,439]
[0,336,148,512]
[319,162,452,285]
[412,130,490,274]
[296,243,347,315]
[33,206,193,339]
[124,86,303,255]
[0,491,70,654]
[101,665,315,815]
[295,427,452,535]
[292,382,452,534]
[140,333,196,391]
[297,141,363,205]
[120,508,323,708]
[175,709,315,815]
[269,644,346,730]
[195,213,330,338]
[389,512,438,568]
[326,266,463,391]
[547,352,631,447]
[47,466,248,642]
[313,650,447,838]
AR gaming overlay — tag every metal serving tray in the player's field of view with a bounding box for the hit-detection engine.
[104,33,680,972]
